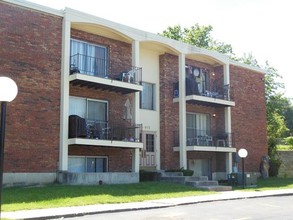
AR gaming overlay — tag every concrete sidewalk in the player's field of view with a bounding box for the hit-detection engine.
[2,189,293,220]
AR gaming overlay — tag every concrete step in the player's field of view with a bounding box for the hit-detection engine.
[185,180,219,187]
[160,172,183,177]
[185,176,209,181]
[195,185,233,191]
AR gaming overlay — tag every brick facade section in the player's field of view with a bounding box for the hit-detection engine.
[69,29,135,172]
[69,146,133,172]
[0,2,268,176]
[230,65,268,172]
[159,53,226,172]
[159,53,267,173]
[71,29,132,78]
[0,2,62,172]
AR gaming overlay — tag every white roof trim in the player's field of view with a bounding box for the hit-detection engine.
[4,0,265,73]
[3,0,63,16]
[230,59,266,74]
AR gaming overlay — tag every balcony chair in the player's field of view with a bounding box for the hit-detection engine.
[205,136,213,146]
[216,133,228,147]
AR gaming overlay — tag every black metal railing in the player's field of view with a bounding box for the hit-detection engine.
[173,81,233,101]
[68,115,142,142]
[70,53,142,85]
[173,129,234,147]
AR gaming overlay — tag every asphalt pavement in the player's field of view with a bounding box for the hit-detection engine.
[2,188,293,220]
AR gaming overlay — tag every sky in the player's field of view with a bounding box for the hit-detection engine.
[27,0,293,99]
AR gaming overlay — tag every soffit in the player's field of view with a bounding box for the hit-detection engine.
[71,23,132,43]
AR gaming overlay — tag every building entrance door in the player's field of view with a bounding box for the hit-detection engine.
[140,132,156,168]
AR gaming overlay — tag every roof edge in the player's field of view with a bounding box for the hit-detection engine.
[3,0,63,17]
[230,59,266,74]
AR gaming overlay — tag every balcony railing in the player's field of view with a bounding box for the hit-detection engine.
[68,115,142,142]
[173,129,234,148]
[173,81,233,101]
[70,53,142,85]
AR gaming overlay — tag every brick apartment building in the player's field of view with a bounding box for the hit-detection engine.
[0,0,267,186]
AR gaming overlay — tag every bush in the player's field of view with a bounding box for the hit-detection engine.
[269,157,282,177]
[165,168,194,176]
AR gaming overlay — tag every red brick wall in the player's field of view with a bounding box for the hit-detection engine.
[69,146,133,172]
[69,85,134,172]
[230,65,268,172]
[69,29,135,171]
[71,29,132,78]
[159,53,267,173]
[159,53,224,171]
[159,53,180,170]
[0,2,62,172]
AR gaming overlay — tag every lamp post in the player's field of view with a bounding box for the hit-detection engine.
[0,77,18,217]
[238,148,248,189]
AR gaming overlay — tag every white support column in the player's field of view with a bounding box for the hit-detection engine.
[132,40,140,173]
[179,54,187,169]
[224,63,232,174]
[59,16,71,172]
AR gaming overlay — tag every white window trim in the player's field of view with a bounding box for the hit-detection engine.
[68,155,109,173]
[69,96,109,120]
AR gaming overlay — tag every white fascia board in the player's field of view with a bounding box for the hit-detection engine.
[3,0,63,17]
[63,8,231,61]
[7,1,242,66]
[230,60,266,74]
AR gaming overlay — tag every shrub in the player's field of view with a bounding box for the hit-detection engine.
[269,157,282,177]
[165,168,194,176]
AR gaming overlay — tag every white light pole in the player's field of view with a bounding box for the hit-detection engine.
[238,148,248,189]
[0,77,18,217]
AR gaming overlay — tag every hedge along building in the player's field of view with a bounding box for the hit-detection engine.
[0,0,267,185]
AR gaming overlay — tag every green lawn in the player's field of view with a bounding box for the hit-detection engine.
[2,177,293,212]
[2,182,212,212]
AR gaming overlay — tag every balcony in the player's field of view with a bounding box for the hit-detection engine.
[69,54,143,94]
[173,80,235,107]
[68,115,143,149]
[173,129,236,153]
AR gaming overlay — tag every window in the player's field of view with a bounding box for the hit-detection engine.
[146,134,155,152]
[186,113,211,138]
[185,66,210,95]
[69,97,107,122]
[70,39,108,77]
[140,82,155,110]
[68,156,108,173]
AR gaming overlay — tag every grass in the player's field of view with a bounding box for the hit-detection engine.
[246,177,293,190]
[276,144,293,150]
[2,182,213,212]
[2,177,293,212]
[233,177,293,191]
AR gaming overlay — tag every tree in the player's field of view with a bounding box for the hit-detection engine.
[159,23,235,57]
[239,52,260,68]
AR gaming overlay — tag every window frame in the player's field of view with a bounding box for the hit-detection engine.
[70,38,109,77]
[69,96,108,122]
[186,112,211,136]
[68,156,108,173]
[145,133,155,152]
[140,82,156,110]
